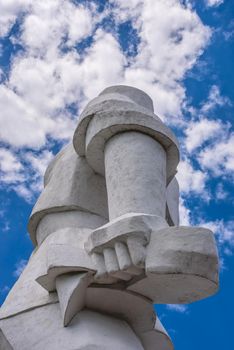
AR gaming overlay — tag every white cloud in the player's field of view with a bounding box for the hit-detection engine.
[1,29,124,149]
[199,134,234,177]
[0,148,22,173]
[13,258,27,277]
[184,118,225,152]
[20,1,96,55]
[0,81,77,148]
[13,184,34,202]
[122,0,211,120]
[0,85,48,148]
[216,183,228,200]
[177,159,207,195]
[110,0,143,23]
[179,197,191,226]
[0,0,221,206]
[0,1,100,149]
[0,146,54,201]
[0,0,31,37]
[66,5,94,46]
[184,85,231,152]
[14,149,54,201]
[205,0,224,8]
[25,150,53,178]
[0,0,212,152]
[200,220,234,256]
[0,148,24,184]
[76,29,125,102]
[201,85,229,114]
[0,0,96,43]
[197,219,233,271]
[24,150,54,195]
[166,304,188,313]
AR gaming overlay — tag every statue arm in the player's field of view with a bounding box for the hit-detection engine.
[73,87,179,282]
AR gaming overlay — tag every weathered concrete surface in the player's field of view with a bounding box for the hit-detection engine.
[56,272,91,326]
[0,245,58,320]
[0,212,98,319]
[85,287,173,350]
[28,143,108,246]
[0,289,173,350]
[0,306,144,350]
[73,85,179,184]
[36,210,106,246]
[128,226,219,303]
[85,213,168,254]
[0,329,13,349]
[166,177,180,226]
[104,132,167,220]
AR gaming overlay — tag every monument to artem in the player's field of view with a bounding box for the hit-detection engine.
[0,86,219,349]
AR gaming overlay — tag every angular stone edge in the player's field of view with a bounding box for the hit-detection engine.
[0,329,14,349]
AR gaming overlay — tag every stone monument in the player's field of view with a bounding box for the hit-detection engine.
[0,86,219,349]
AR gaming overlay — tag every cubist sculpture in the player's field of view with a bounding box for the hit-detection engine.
[0,85,219,349]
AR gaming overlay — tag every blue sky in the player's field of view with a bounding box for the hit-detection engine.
[0,0,233,348]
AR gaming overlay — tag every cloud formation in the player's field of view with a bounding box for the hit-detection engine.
[0,0,211,152]
[0,0,213,199]
[177,158,207,196]
[166,304,188,313]
[199,134,234,177]
[13,258,27,278]
[205,0,224,8]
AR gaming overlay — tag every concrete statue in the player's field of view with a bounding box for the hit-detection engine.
[0,86,219,349]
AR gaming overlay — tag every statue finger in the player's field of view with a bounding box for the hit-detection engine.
[115,241,142,277]
[103,247,131,281]
[114,242,131,271]
[127,236,146,268]
[92,252,107,280]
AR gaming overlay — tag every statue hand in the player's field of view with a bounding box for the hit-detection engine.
[91,235,146,282]
[84,214,166,283]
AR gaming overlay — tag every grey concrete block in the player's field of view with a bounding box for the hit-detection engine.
[128,226,219,303]
[0,329,13,349]
[28,144,108,246]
